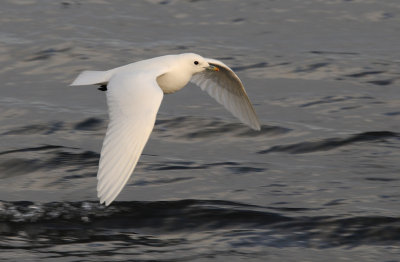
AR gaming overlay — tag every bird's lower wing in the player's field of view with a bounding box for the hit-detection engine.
[190,58,261,131]
[97,72,164,206]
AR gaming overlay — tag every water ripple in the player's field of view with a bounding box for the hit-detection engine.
[0,200,399,251]
[259,131,399,154]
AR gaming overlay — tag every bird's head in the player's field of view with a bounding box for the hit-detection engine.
[180,53,219,74]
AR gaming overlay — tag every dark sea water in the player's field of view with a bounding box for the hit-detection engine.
[1,0,400,261]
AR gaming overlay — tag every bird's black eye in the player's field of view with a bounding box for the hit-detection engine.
[194,61,199,65]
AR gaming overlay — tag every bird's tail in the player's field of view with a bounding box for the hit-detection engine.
[70,70,111,86]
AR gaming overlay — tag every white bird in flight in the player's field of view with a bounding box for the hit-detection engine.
[71,53,261,206]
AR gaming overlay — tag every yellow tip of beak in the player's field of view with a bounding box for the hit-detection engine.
[207,65,220,72]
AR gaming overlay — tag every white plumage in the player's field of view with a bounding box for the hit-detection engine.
[71,53,260,206]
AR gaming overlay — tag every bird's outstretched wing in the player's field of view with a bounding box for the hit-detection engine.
[97,72,163,206]
[190,58,261,131]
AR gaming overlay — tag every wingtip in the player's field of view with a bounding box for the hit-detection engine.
[98,186,117,206]
[98,189,111,206]
[98,196,112,206]
[249,120,261,131]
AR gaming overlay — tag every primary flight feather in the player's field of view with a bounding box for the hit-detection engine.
[71,53,261,206]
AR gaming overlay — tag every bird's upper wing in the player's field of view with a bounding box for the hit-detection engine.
[97,71,164,206]
[190,58,261,130]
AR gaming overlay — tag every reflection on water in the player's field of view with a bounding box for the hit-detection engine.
[1,0,400,261]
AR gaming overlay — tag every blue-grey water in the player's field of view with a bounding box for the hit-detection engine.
[1,0,400,261]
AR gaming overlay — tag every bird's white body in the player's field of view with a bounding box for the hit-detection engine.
[71,53,260,206]
[72,54,205,93]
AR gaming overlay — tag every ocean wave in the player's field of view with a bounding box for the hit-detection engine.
[1,200,399,249]
[259,131,399,154]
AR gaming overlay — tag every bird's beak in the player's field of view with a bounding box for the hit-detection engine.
[205,65,220,72]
